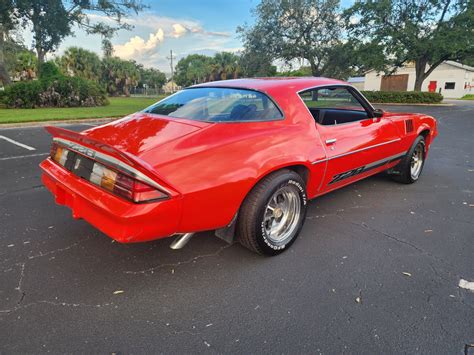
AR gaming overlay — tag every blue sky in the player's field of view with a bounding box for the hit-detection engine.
[26,0,355,74]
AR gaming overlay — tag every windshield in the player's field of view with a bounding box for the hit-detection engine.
[144,87,283,122]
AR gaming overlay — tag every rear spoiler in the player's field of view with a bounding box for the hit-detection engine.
[44,126,179,196]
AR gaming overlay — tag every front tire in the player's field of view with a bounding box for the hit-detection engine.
[391,136,426,184]
[237,169,308,256]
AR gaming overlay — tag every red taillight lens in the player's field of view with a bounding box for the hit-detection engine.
[131,180,168,203]
[91,162,167,203]
[113,172,167,203]
[113,173,135,201]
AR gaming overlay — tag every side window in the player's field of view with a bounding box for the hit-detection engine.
[299,87,369,126]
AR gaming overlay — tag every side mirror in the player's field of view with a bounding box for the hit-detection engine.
[373,108,384,118]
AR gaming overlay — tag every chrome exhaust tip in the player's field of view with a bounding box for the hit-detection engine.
[170,233,195,250]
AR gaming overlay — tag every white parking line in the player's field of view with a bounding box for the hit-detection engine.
[0,152,48,161]
[0,135,36,151]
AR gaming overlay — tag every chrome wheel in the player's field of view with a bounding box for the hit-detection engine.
[410,143,424,180]
[263,186,301,244]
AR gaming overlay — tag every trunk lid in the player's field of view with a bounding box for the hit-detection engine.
[82,112,208,157]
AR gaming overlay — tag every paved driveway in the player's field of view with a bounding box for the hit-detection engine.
[0,102,473,353]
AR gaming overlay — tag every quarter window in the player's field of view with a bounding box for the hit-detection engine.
[299,87,369,125]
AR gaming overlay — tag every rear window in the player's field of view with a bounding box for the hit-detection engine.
[144,87,283,122]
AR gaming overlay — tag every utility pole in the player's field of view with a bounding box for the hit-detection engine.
[167,49,176,92]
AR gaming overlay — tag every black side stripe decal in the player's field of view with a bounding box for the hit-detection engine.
[329,152,407,185]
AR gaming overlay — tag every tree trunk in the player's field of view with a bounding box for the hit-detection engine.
[309,59,317,76]
[36,47,45,75]
[32,9,45,76]
[414,59,427,91]
[308,58,320,77]
[0,26,11,86]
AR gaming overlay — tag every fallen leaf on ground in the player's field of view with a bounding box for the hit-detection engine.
[459,279,474,292]
[402,272,412,277]
[424,230,433,233]
[113,290,124,295]
[355,297,361,304]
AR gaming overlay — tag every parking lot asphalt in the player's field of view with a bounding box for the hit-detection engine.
[0,101,473,353]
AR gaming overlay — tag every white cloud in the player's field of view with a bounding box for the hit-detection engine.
[171,23,188,38]
[114,28,164,59]
[112,14,233,64]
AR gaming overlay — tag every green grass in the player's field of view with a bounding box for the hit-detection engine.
[0,96,167,124]
[461,94,474,100]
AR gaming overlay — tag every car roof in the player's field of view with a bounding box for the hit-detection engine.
[191,77,349,93]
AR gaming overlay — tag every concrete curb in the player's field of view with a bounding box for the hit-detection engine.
[373,102,454,107]
[0,117,117,129]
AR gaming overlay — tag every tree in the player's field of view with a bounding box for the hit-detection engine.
[11,50,38,80]
[175,54,214,86]
[0,0,17,85]
[239,50,277,77]
[276,66,312,77]
[58,47,101,82]
[138,67,166,90]
[345,0,474,91]
[102,38,114,58]
[16,0,71,73]
[213,52,241,80]
[14,0,144,71]
[238,0,344,77]
[101,57,140,96]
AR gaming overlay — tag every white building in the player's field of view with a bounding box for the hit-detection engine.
[162,80,181,94]
[347,76,365,90]
[364,61,474,99]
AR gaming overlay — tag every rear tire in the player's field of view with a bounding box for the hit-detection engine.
[391,136,426,184]
[237,169,308,256]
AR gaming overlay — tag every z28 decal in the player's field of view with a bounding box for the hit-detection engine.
[329,152,407,185]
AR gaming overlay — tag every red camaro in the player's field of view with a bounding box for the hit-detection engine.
[40,78,438,255]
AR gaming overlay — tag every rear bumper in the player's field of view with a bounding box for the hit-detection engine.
[40,158,181,243]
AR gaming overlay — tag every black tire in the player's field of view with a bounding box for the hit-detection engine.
[237,169,308,256]
[391,135,426,184]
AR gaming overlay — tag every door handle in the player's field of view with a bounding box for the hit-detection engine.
[325,138,337,145]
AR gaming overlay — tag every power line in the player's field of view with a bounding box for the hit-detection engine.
[166,49,176,92]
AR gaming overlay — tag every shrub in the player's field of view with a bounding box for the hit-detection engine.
[39,61,62,81]
[461,94,474,100]
[361,91,443,104]
[2,76,109,108]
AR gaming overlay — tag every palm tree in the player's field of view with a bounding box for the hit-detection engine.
[213,52,240,80]
[101,57,140,96]
[59,47,101,82]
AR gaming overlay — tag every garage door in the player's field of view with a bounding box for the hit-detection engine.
[381,74,409,91]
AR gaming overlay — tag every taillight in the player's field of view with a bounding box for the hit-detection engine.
[90,162,168,203]
[49,142,168,203]
[50,143,69,166]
